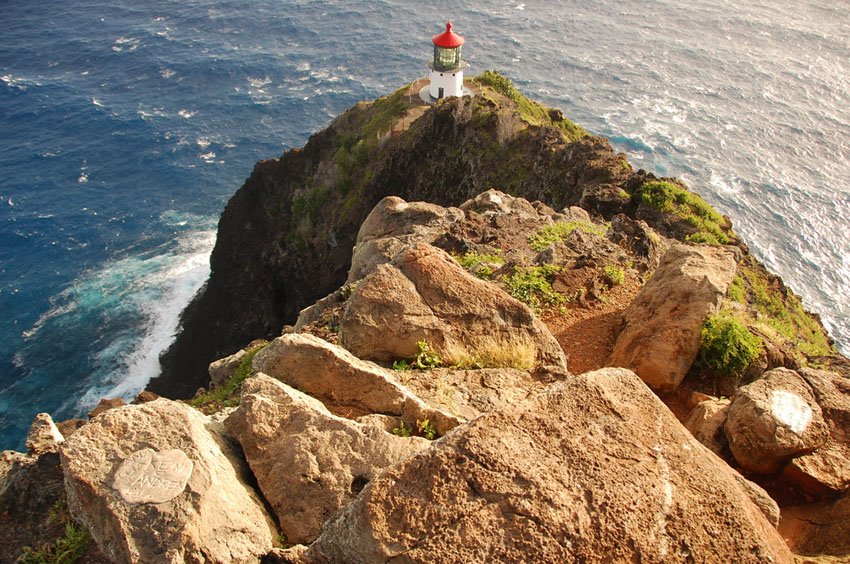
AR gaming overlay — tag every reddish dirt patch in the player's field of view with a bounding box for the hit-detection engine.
[543,268,642,375]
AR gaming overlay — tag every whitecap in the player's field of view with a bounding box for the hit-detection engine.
[516,3,526,10]
[296,62,310,72]
[92,98,104,107]
[196,138,211,149]
[160,68,175,79]
[78,173,89,183]
[178,109,195,118]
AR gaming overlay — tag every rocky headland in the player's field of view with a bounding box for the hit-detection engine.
[3,72,849,563]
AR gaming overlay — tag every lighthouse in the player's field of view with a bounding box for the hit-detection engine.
[428,22,467,100]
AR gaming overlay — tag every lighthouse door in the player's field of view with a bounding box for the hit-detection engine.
[438,87,444,99]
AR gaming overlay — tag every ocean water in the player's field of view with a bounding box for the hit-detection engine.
[1,0,847,450]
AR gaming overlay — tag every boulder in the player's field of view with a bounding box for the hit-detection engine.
[60,398,276,563]
[402,367,555,421]
[609,243,738,391]
[208,348,247,388]
[781,492,850,558]
[725,368,830,474]
[252,333,461,434]
[782,367,850,494]
[684,398,730,456]
[307,368,792,563]
[339,243,567,370]
[25,412,65,455]
[347,196,464,283]
[225,374,430,544]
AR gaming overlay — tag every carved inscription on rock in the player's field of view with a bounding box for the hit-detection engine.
[113,448,194,504]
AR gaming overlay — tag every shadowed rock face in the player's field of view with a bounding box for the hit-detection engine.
[307,368,792,564]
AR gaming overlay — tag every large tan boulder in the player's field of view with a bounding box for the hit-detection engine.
[347,195,464,283]
[725,368,830,474]
[60,398,276,563]
[252,333,460,434]
[225,374,430,545]
[307,368,792,563]
[339,243,567,370]
[609,243,738,391]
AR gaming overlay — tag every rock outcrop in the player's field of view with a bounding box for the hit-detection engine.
[60,398,276,563]
[725,368,829,474]
[339,243,568,370]
[307,368,791,563]
[252,333,460,434]
[225,374,430,545]
[684,397,730,456]
[609,243,739,391]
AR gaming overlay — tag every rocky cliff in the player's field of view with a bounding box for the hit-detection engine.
[3,73,849,562]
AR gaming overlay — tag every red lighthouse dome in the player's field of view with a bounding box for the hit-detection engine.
[432,22,464,48]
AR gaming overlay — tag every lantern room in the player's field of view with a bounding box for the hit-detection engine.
[428,22,468,99]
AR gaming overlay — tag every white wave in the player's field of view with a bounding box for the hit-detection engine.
[160,68,175,79]
[199,151,216,161]
[70,225,216,407]
[516,3,526,10]
[196,138,211,149]
[92,98,104,107]
[78,172,89,183]
[178,109,195,119]
[296,62,311,72]
[248,76,272,88]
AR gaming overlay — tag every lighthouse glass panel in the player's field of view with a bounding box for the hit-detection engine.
[433,46,461,71]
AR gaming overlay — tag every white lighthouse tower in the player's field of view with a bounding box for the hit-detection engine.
[427,22,467,100]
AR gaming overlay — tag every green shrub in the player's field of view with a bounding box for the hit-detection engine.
[636,180,730,244]
[391,421,412,437]
[698,313,763,376]
[503,265,565,313]
[413,340,442,370]
[603,265,625,286]
[417,419,438,440]
[21,522,90,564]
[190,341,269,412]
[528,221,608,251]
[454,250,504,279]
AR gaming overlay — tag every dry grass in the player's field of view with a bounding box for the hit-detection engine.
[445,335,537,371]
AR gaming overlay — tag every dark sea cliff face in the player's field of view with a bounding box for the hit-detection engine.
[150,89,631,397]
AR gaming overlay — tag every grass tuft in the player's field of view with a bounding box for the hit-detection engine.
[189,341,270,413]
[528,221,608,251]
[698,312,763,376]
[502,265,565,313]
[636,180,731,244]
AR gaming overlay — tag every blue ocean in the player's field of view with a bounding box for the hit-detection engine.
[1,0,848,450]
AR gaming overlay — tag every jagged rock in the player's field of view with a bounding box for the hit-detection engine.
[252,333,461,434]
[307,368,791,563]
[609,243,739,391]
[25,412,64,455]
[87,397,127,419]
[134,390,159,403]
[264,546,311,563]
[208,348,247,387]
[226,374,430,545]
[725,368,830,474]
[684,398,730,455]
[346,196,465,283]
[56,418,87,439]
[0,450,67,563]
[781,492,850,558]
[459,189,542,220]
[339,243,567,370]
[60,398,276,563]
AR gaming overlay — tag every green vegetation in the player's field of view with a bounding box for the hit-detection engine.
[391,421,412,438]
[393,340,442,371]
[502,265,565,313]
[698,312,764,376]
[417,419,438,440]
[291,186,331,224]
[603,265,625,286]
[635,180,731,245]
[474,71,587,141]
[189,341,270,413]
[21,522,91,564]
[736,262,833,357]
[528,221,608,251]
[454,250,504,279]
